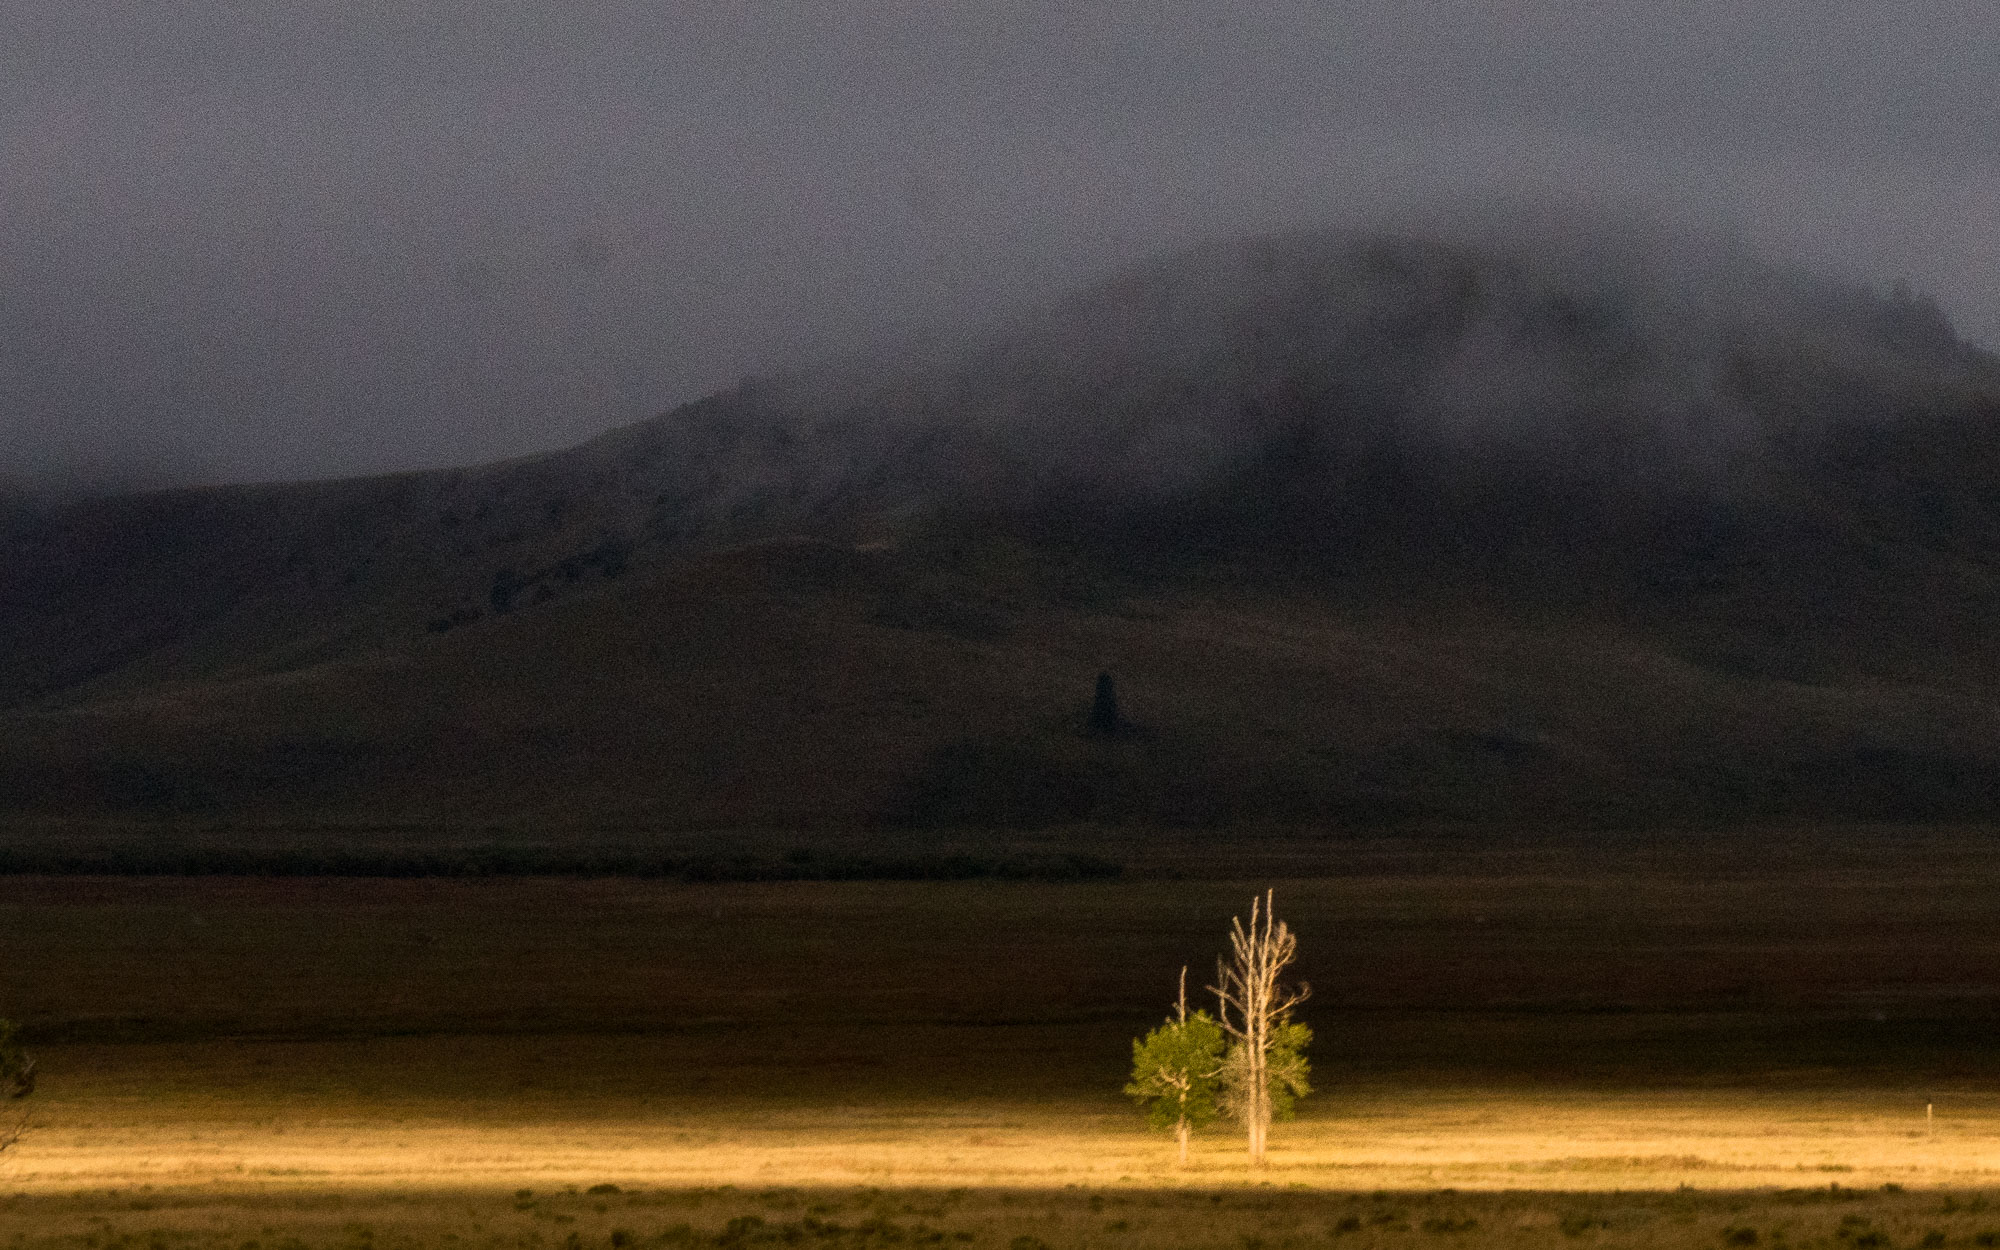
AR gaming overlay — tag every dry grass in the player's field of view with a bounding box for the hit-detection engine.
[12,526,2000,830]
[9,1029,2000,1246]
[6,848,2000,1243]
[9,1032,2000,1190]
[7,1050,2000,1247]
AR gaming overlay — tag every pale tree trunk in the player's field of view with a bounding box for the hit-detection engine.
[1211,889,1308,1166]
[1173,965,1192,1166]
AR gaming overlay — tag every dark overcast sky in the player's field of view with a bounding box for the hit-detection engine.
[5,2,1998,487]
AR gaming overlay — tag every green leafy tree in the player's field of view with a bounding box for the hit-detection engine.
[1125,968,1225,1164]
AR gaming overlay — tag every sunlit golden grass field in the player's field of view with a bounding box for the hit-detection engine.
[6,833,2000,1244]
[12,1032,2000,1190]
[13,1031,2000,1247]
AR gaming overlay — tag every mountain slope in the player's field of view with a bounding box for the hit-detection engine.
[5,224,2000,830]
[9,534,2000,830]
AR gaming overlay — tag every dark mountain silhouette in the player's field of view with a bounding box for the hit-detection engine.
[6,225,2000,834]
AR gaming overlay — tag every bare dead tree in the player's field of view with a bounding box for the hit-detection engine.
[1210,889,1310,1165]
[1161,966,1197,1163]
[1169,967,1193,1162]
[7,1057,32,1101]
[0,1021,32,1156]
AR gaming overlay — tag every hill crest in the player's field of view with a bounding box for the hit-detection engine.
[6,225,2000,831]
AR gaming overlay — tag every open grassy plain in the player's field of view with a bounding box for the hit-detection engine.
[6,832,2000,1245]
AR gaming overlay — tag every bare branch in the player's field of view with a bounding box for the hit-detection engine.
[1210,888,1311,1165]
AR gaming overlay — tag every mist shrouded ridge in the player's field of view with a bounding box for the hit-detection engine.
[5,222,2000,833]
[602,223,1997,549]
[16,222,2000,556]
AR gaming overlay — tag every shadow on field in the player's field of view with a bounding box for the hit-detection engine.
[3,1182,1995,1250]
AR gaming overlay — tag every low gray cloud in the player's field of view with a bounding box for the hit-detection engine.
[5,1,1997,487]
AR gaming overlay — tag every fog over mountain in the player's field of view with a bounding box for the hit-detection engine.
[5,3,1999,488]
[5,221,2000,831]
[8,218,1998,594]
[559,218,1998,556]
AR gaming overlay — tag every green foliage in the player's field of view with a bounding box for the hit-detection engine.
[1221,1018,1313,1121]
[1265,1019,1312,1120]
[1124,1010,1225,1132]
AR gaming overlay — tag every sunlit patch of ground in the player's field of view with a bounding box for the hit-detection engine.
[8,1030,2000,1192]
[8,1076,1999,1193]
[9,1038,2000,1245]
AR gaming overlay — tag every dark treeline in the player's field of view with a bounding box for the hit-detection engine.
[0,844,1121,882]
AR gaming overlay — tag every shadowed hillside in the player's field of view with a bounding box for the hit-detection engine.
[5,225,2000,833]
